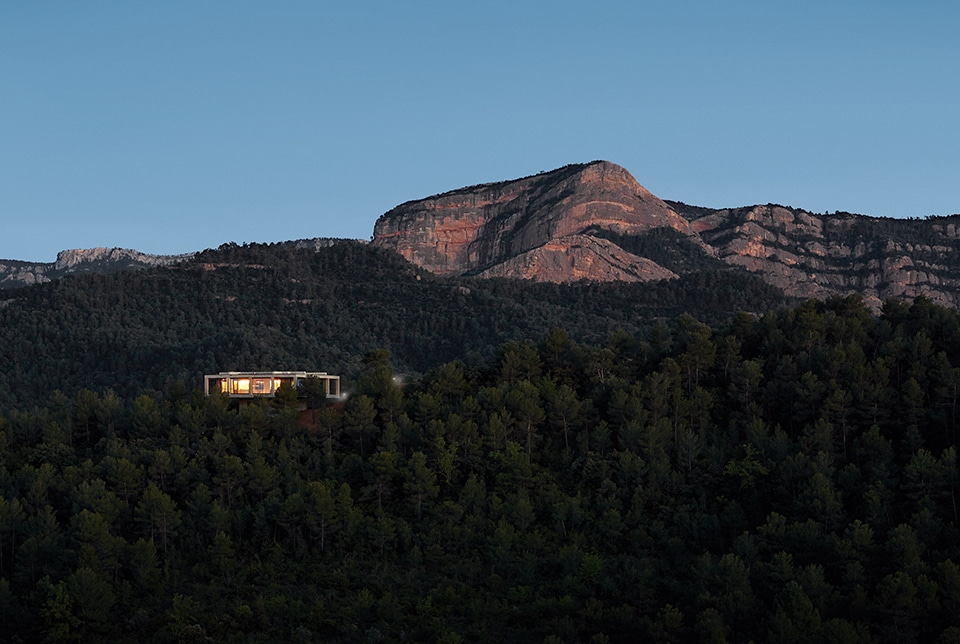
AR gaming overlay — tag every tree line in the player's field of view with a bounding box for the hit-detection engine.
[0,241,790,410]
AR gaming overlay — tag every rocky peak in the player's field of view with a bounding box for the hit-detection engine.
[372,162,960,309]
[372,160,697,282]
[6,162,960,310]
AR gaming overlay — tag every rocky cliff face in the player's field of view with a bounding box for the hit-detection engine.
[7,162,960,310]
[686,204,960,309]
[372,161,960,309]
[372,161,698,282]
[0,248,193,290]
[474,234,679,282]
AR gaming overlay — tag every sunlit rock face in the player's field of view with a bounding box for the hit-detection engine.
[374,161,960,309]
[5,161,960,309]
[690,205,960,310]
[473,234,679,283]
[372,161,695,283]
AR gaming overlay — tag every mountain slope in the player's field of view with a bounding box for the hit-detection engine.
[372,161,699,282]
[7,161,960,309]
[685,203,960,308]
[373,161,960,309]
[0,241,789,409]
[0,238,353,290]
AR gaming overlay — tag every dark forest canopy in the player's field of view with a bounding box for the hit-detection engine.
[1,294,959,641]
[0,240,791,410]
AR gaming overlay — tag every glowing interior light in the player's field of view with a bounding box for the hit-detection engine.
[205,372,342,400]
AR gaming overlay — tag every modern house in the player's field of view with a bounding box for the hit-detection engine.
[203,371,341,400]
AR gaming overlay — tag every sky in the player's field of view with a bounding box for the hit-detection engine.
[2,1,959,262]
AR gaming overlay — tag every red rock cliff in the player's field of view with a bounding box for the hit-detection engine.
[372,161,960,309]
[372,161,695,282]
[689,204,960,309]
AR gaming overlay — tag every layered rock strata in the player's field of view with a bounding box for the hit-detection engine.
[373,161,960,309]
[373,161,697,283]
[688,204,960,309]
[7,161,960,310]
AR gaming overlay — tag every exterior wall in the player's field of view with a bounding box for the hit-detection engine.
[203,371,341,399]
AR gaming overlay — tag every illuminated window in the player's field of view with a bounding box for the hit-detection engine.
[205,371,342,399]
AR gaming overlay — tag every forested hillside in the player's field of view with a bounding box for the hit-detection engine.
[1,296,959,641]
[0,241,789,410]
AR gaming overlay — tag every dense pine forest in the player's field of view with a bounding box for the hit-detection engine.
[0,241,790,410]
[2,282,960,640]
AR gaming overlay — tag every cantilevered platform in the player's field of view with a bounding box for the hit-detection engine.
[204,371,340,400]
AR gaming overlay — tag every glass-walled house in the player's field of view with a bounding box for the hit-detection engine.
[203,371,340,400]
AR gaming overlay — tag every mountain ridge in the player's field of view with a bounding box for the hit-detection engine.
[0,238,359,290]
[372,160,700,281]
[5,161,960,310]
[0,247,194,289]
[372,161,960,309]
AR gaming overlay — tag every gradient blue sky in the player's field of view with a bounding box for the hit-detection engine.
[3,1,958,262]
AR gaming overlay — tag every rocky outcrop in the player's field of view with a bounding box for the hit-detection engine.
[7,162,960,310]
[288,237,359,252]
[474,234,678,282]
[372,161,696,283]
[689,204,960,309]
[53,247,188,271]
[0,247,193,290]
[371,161,960,309]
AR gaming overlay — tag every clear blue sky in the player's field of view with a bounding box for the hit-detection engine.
[3,1,958,261]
